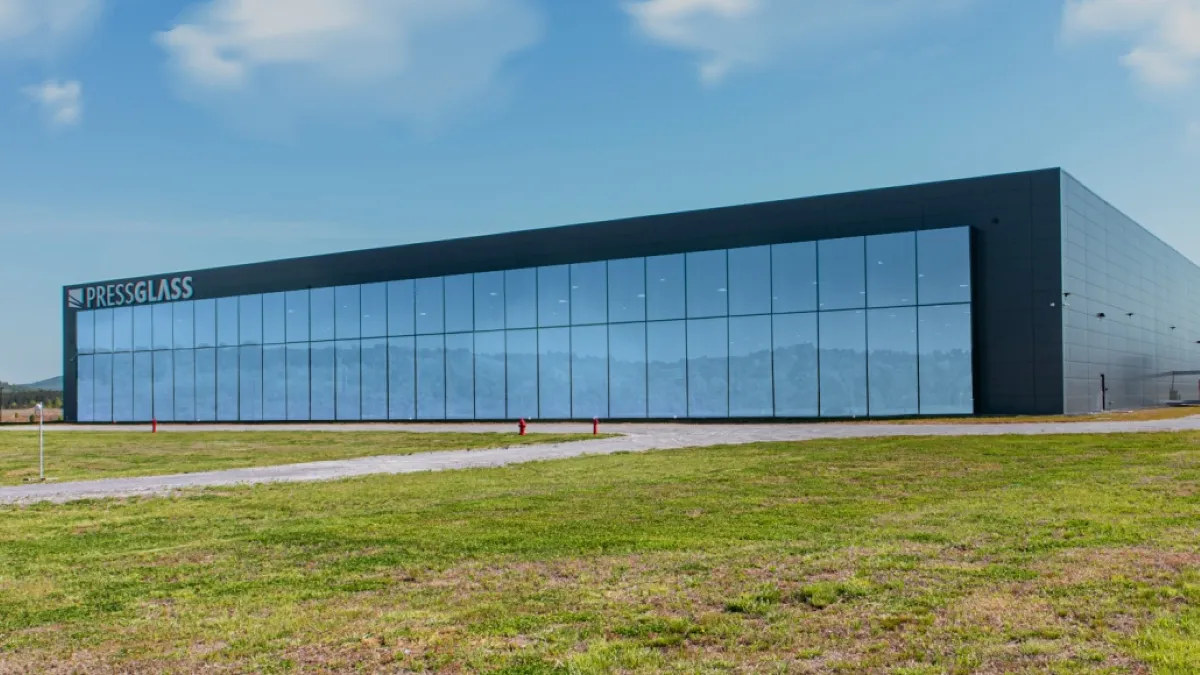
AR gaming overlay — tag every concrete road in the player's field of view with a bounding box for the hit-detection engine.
[3,416,1198,505]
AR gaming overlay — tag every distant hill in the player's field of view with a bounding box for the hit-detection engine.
[11,377,63,392]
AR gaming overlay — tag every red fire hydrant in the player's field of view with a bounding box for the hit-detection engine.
[152,418,158,434]
[518,418,527,436]
[593,417,599,435]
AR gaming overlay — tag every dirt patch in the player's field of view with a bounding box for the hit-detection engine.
[1034,547,1200,586]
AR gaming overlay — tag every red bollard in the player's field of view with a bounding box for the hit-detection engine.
[518,418,527,436]
[593,417,599,435]
[152,418,158,434]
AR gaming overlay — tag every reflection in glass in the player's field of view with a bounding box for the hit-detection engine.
[195,348,217,422]
[773,313,818,417]
[446,333,474,419]
[240,295,263,345]
[918,228,972,305]
[388,337,416,420]
[361,338,388,420]
[474,272,505,331]
[310,288,336,342]
[919,304,974,414]
[174,349,196,422]
[819,310,867,417]
[475,331,506,419]
[572,325,607,418]
[445,275,474,334]
[506,330,538,418]
[608,258,646,323]
[729,246,771,316]
[335,340,361,421]
[388,280,415,337]
[286,344,310,421]
[263,344,287,421]
[93,354,113,422]
[416,278,445,335]
[153,351,174,422]
[687,318,728,418]
[310,342,336,421]
[361,284,387,338]
[217,297,239,347]
[539,327,571,418]
[263,293,287,344]
[686,250,728,319]
[417,335,446,419]
[868,307,918,416]
[112,353,133,422]
[217,347,239,421]
[867,233,916,308]
[335,286,361,340]
[285,290,309,343]
[730,315,772,417]
[173,302,195,349]
[77,311,95,354]
[240,345,263,421]
[195,300,217,348]
[134,306,154,351]
[113,307,133,352]
[647,254,685,321]
[772,242,817,314]
[819,237,866,311]
[571,262,607,326]
[94,309,114,354]
[648,321,687,418]
[609,323,647,418]
[77,355,94,422]
[538,266,570,328]
[151,305,172,351]
[133,352,153,422]
[506,269,537,329]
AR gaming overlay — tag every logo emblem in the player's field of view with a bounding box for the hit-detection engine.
[67,288,84,310]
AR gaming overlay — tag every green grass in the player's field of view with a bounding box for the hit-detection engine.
[2,432,1199,673]
[0,431,599,485]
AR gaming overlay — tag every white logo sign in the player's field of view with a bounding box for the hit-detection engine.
[68,276,195,310]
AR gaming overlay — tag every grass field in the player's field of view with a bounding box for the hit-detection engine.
[879,407,1200,425]
[2,432,1198,673]
[0,431,598,485]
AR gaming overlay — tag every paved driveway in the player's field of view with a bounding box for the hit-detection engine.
[3,417,1198,504]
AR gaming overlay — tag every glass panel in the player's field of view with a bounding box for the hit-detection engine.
[388,337,416,420]
[729,315,772,417]
[285,290,309,343]
[609,323,647,418]
[94,309,114,353]
[445,275,474,334]
[310,342,336,421]
[173,301,194,349]
[76,311,95,354]
[416,335,446,419]
[112,352,133,422]
[648,320,687,418]
[335,340,361,421]
[539,327,571,418]
[194,300,217,349]
[608,257,646,323]
[687,318,728,418]
[728,246,771,316]
[446,333,475,419]
[919,304,974,414]
[475,331,506,419]
[153,350,174,422]
[819,310,868,417]
[361,338,388,420]
[819,237,866,311]
[93,354,113,422]
[686,250,728,319]
[505,268,537,329]
[918,227,972,305]
[647,254,685,321]
[113,307,133,352]
[150,305,171,351]
[572,325,608,418]
[195,348,217,422]
[867,232,917,308]
[217,297,239,347]
[263,293,287,344]
[217,347,239,421]
[773,313,819,417]
[571,262,607,326]
[335,285,361,340]
[240,345,263,421]
[286,344,310,421]
[174,349,196,422]
[133,306,153,351]
[416,278,445,335]
[772,242,817,314]
[77,354,94,422]
[310,288,336,342]
[474,271,505,331]
[387,280,415,336]
[868,307,918,416]
[263,344,287,421]
[360,283,387,338]
[133,352,153,422]
[240,295,263,345]
[506,329,538,418]
[538,266,570,328]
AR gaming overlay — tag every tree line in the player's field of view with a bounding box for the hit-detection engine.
[0,384,63,410]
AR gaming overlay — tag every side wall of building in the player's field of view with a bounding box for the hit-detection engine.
[1061,172,1200,413]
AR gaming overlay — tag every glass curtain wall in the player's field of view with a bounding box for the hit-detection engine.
[74,227,974,421]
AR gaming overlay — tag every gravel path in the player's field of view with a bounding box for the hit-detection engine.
[3,417,1198,505]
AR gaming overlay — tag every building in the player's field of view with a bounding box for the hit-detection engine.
[63,168,1200,423]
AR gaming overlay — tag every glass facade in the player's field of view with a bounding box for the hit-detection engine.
[73,228,974,421]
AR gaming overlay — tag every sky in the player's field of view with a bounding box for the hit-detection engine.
[0,0,1198,384]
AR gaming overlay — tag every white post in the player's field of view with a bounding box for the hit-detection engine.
[35,403,44,481]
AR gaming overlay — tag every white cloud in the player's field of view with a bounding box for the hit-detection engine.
[156,0,543,133]
[0,0,102,55]
[623,0,967,84]
[22,79,82,127]
[1062,0,1200,90]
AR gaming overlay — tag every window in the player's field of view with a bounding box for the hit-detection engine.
[361,339,388,421]
[919,304,974,414]
[444,275,474,334]
[240,295,263,345]
[335,340,361,420]
[474,272,506,331]
[572,325,608,418]
[173,302,195,349]
[867,307,918,416]
[608,258,646,323]
[772,242,817,314]
[77,311,95,354]
[772,313,818,417]
[571,262,607,326]
[730,315,772,417]
[819,237,866,311]
[360,284,388,338]
[335,286,361,340]
[648,321,687,417]
[446,333,475,419]
[918,228,972,305]
[819,310,867,417]
[285,291,308,343]
[686,250,728,319]
[538,327,570,418]
[387,280,414,336]
[729,246,771,316]
[687,318,728,418]
[867,232,916,308]
[538,266,570,328]
[263,293,287,344]
[474,332,506,419]
[416,335,446,419]
[647,255,685,321]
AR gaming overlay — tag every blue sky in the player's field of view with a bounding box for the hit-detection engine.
[1,0,1198,384]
